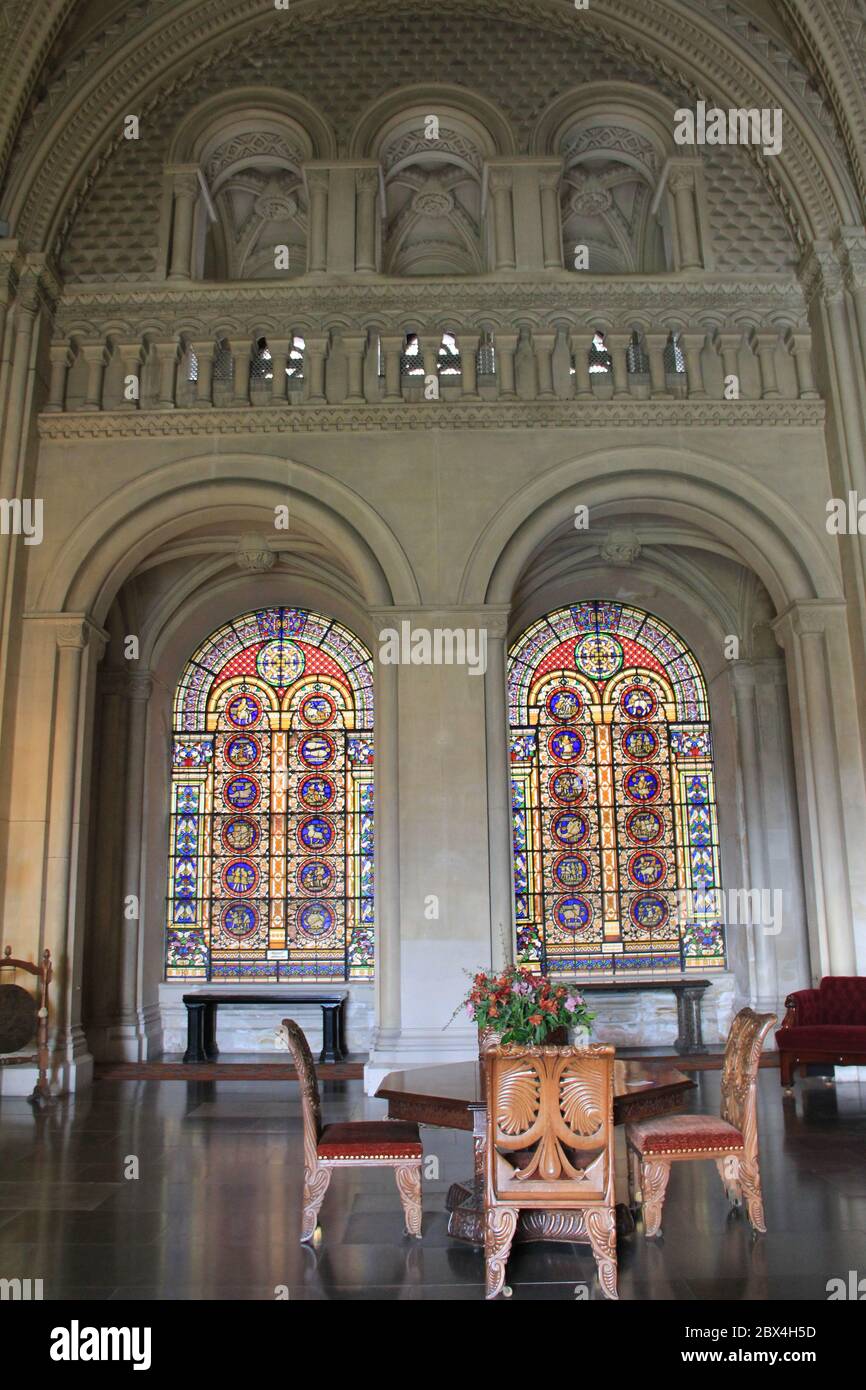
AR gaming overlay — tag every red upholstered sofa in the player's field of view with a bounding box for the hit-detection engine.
[775,977,866,1088]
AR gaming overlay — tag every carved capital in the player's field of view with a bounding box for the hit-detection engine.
[355,167,379,194]
[833,227,866,295]
[54,615,107,656]
[488,168,513,195]
[798,243,844,306]
[127,672,155,702]
[234,531,276,573]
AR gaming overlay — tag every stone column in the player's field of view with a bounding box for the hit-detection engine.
[46,343,73,412]
[456,332,480,400]
[784,330,820,399]
[484,612,515,970]
[753,330,781,398]
[380,334,403,402]
[145,338,179,410]
[488,168,516,271]
[342,334,367,403]
[539,170,562,269]
[573,333,593,398]
[835,227,866,373]
[167,167,200,281]
[681,331,707,397]
[373,653,401,1047]
[355,168,379,273]
[191,339,215,406]
[303,335,329,403]
[668,164,702,270]
[114,341,143,410]
[773,601,866,977]
[532,331,556,400]
[79,342,108,410]
[716,331,743,397]
[306,170,329,273]
[267,338,290,404]
[231,343,250,405]
[646,331,671,398]
[115,673,153,1053]
[607,331,631,398]
[44,618,107,1083]
[495,332,519,400]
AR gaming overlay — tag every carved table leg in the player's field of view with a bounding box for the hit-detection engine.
[587,1207,619,1299]
[640,1158,672,1237]
[183,1002,208,1063]
[485,1208,518,1299]
[674,985,709,1054]
[300,1164,332,1243]
[395,1162,423,1238]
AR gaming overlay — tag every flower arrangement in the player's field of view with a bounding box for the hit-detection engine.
[460,965,595,1046]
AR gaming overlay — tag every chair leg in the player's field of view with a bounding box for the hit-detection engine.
[640,1158,671,1238]
[484,1207,518,1300]
[779,1052,794,1090]
[394,1162,423,1238]
[587,1207,618,1300]
[716,1154,742,1207]
[738,1156,767,1234]
[300,1164,332,1243]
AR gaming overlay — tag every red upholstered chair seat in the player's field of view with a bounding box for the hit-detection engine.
[775,1024,866,1052]
[317,1120,422,1160]
[626,1112,744,1157]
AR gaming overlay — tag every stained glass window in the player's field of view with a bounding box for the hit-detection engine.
[508,601,726,978]
[165,606,374,983]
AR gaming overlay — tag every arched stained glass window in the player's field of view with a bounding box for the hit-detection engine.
[165,606,374,983]
[508,601,726,978]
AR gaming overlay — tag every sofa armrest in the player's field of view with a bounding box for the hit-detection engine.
[781,988,822,1028]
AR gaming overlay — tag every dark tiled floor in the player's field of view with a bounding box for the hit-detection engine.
[0,1069,863,1300]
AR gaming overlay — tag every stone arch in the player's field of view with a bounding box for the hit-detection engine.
[457,448,841,615]
[37,453,422,623]
[5,0,859,258]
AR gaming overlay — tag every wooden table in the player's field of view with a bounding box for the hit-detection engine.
[182,991,347,1064]
[377,1058,695,1245]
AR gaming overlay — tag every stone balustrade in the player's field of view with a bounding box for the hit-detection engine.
[44,321,817,414]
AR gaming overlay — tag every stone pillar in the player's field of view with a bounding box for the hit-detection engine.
[784,330,820,399]
[646,331,672,398]
[167,167,200,281]
[80,342,108,410]
[231,343,250,406]
[355,168,379,273]
[488,168,516,271]
[835,227,866,373]
[191,339,215,406]
[46,343,73,412]
[668,164,702,270]
[380,334,403,402]
[373,654,401,1047]
[495,332,519,400]
[539,170,562,269]
[484,612,515,970]
[456,332,480,400]
[306,170,329,273]
[753,330,781,398]
[114,341,143,410]
[573,333,593,398]
[342,334,367,403]
[267,338,290,404]
[717,331,743,396]
[303,335,329,403]
[607,331,631,398]
[115,673,153,1055]
[772,601,866,977]
[532,331,556,400]
[681,331,707,397]
[44,617,107,1085]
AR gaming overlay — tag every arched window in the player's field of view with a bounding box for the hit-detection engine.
[166,607,374,983]
[508,601,725,979]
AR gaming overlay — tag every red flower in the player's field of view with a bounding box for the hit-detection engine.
[489,1005,499,1018]
[528,1013,543,1026]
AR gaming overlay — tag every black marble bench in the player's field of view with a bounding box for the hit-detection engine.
[182,992,348,1064]
[574,977,712,1053]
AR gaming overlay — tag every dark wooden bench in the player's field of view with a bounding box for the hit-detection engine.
[575,978,712,1053]
[182,992,348,1065]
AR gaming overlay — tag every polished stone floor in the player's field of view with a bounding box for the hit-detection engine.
[0,1069,863,1300]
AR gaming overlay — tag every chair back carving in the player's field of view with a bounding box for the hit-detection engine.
[720,1007,776,1138]
[281,1019,323,1169]
[485,1044,615,1207]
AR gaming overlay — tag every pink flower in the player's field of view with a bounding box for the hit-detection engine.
[565,995,580,1012]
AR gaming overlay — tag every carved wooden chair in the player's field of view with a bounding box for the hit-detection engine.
[484,1043,618,1300]
[0,946,52,1105]
[626,1007,776,1238]
[280,1018,423,1242]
